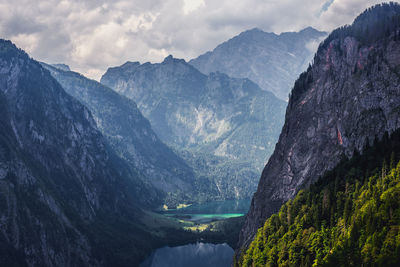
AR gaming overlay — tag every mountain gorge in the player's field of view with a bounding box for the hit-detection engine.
[100,56,287,201]
[41,63,196,207]
[2,2,400,266]
[239,2,400,253]
[190,27,327,100]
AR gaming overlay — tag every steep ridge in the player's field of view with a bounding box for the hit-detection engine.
[189,27,327,100]
[101,56,286,201]
[239,2,400,251]
[237,129,400,266]
[41,63,196,207]
[0,39,158,266]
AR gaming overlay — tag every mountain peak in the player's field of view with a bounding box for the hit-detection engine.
[354,2,400,26]
[238,28,276,39]
[247,27,263,33]
[0,38,28,60]
[121,61,141,68]
[164,54,174,61]
[51,63,70,72]
[318,2,400,53]
[299,26,321,34]
[189,26,326,100]
[162,54,186,64]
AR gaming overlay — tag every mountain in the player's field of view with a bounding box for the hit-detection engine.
[237,128,400,266]
[50,63,71,72]
[40,62,196,208]
[0,39,162,266]
[189,27,327,100]
[100,56,287,200]
[238,2,400,252]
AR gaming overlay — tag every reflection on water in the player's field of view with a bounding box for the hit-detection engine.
[140,243,234,267]
[161,198,251,223]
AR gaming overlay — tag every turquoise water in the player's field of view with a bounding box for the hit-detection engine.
[140,242,234,267]
[161,198,251,223]
[141,200,250,266]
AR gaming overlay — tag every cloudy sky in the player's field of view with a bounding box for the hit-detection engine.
[0,0,387,80]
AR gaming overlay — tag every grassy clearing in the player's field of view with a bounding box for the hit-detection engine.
[138,210,245,248]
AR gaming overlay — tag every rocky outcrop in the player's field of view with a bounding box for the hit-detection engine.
[101,56,286,201]
[41,63,196,207]
[189,27,326,100]
[238,3,400,252]
[0,40,154,266]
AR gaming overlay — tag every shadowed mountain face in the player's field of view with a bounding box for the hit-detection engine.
[100,56,286,201]
[239,2,400,252]
[41,63,196,207]
[0,40,160,266]
[189,27,327,100]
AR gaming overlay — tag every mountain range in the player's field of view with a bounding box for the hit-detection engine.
[100,55,287,200]
[2,3,400,266]
[41,62,196,208]
[190,27,327,100]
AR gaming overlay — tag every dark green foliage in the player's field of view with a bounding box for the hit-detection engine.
[238,129,400,266]
[289,2,400,105]
[318,2,400,52]
[288,65,313,105]
[199,216,245,249]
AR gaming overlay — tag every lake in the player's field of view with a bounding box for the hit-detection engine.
[160,198,251,223]
[141,198,251,266]
[140,242,234,267]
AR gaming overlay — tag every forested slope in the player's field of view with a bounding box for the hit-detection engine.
[237,130,400,266]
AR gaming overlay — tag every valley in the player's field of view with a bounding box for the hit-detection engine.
[1,2,400,267]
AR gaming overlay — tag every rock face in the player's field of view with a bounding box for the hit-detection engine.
[50,63,70,72]
[101,57,286,201]
[238,3,400,251]
[0,40,155,266]
[41,63,195,207]
[189,27,327,100]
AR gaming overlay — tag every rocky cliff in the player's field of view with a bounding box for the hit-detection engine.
[101,56,286,201]
[189,27,326,100]
[41,63,196,207]
[238,2,400,251]
[0,40,156,266]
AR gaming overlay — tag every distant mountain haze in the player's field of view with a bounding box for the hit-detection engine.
[101,55,287,201]
[190,27,327,100]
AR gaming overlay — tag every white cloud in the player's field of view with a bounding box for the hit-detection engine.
[183,0,205,15]
[317,0,385,29]
[0,0,390,80]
